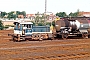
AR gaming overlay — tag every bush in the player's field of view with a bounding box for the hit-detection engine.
[52,21,55,26]
[0,20,4,30]
[5,25,14,27]
[4,26,9,28]
[38,23,44,26]
[4,25,14,29]
[46,21,55,26]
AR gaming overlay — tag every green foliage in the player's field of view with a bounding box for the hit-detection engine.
[13,14,17,20]
[0,11,26,20]
[31,21,35,26]
[17,11,26,17]
[35,15,39,23]
[32,21,53,26]
[1,12,7,18]
[0,10,80,20]
[5,25,14,27]
[16,11,26,17]
[0,20,4,30]
[37,22,51,26]
[69,12,79,17]
[46,22,51,26]
[7,11,14,19]
[35,12,45,26]
[69,12,73,17]
[52,21,55,26]
[56,10,79,17]
[38,23,44,26]
[4,26,9,28]
[21,11,26,17]
[4,25,14,29]
[56,12,67,17]
[46,21,55,26]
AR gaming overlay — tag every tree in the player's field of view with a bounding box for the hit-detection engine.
[0,20,4,30]
[1,12,7,18]
[35,12,40,25]
[46,22,51,26]
[13,14,17,20]
[73,12,79,17]
[68,9,79,17]
[69,12,79,17]
[7,11,17,20]
[38,23,44,26]
[35,12,45,26]
[16,11,20,15]
[7,11,13,19]
[17,11,26,18]
[56,12,67,17]
[52,21,55,26]
[21,11,26,17]
[69,12,73,17]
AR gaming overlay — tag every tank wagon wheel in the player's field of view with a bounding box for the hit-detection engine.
[51,33,55,40]
[11,36,15,41]
[13,37,17,42]
[11,35,14,40]
[12,35,17,42]
[36,34,40,40]
[82,34,88,39]
[32,34,36,40]
[62,33,68,40]
[88,34,90,38]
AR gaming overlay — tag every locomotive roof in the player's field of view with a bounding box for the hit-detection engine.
[14,21,33,24]
[20,22,33,24]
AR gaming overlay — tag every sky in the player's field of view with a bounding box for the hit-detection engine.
[0,0,90,14]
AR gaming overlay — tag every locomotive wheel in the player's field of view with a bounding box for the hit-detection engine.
[12,36,17,42]
[17,34,21,42]
[39,34,43,41]
[62,33,68,40]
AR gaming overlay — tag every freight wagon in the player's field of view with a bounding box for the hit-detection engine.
[54,19,90,39]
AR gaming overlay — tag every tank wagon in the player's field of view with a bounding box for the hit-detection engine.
[8,21,53,42]
[55,19,90,39]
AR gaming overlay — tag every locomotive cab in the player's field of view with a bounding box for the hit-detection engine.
[14,21,33,36]
[11,21,33,41]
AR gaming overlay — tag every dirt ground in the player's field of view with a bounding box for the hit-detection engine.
[0,30,90,60]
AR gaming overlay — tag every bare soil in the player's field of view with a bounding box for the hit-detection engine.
[0,30,90,60]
